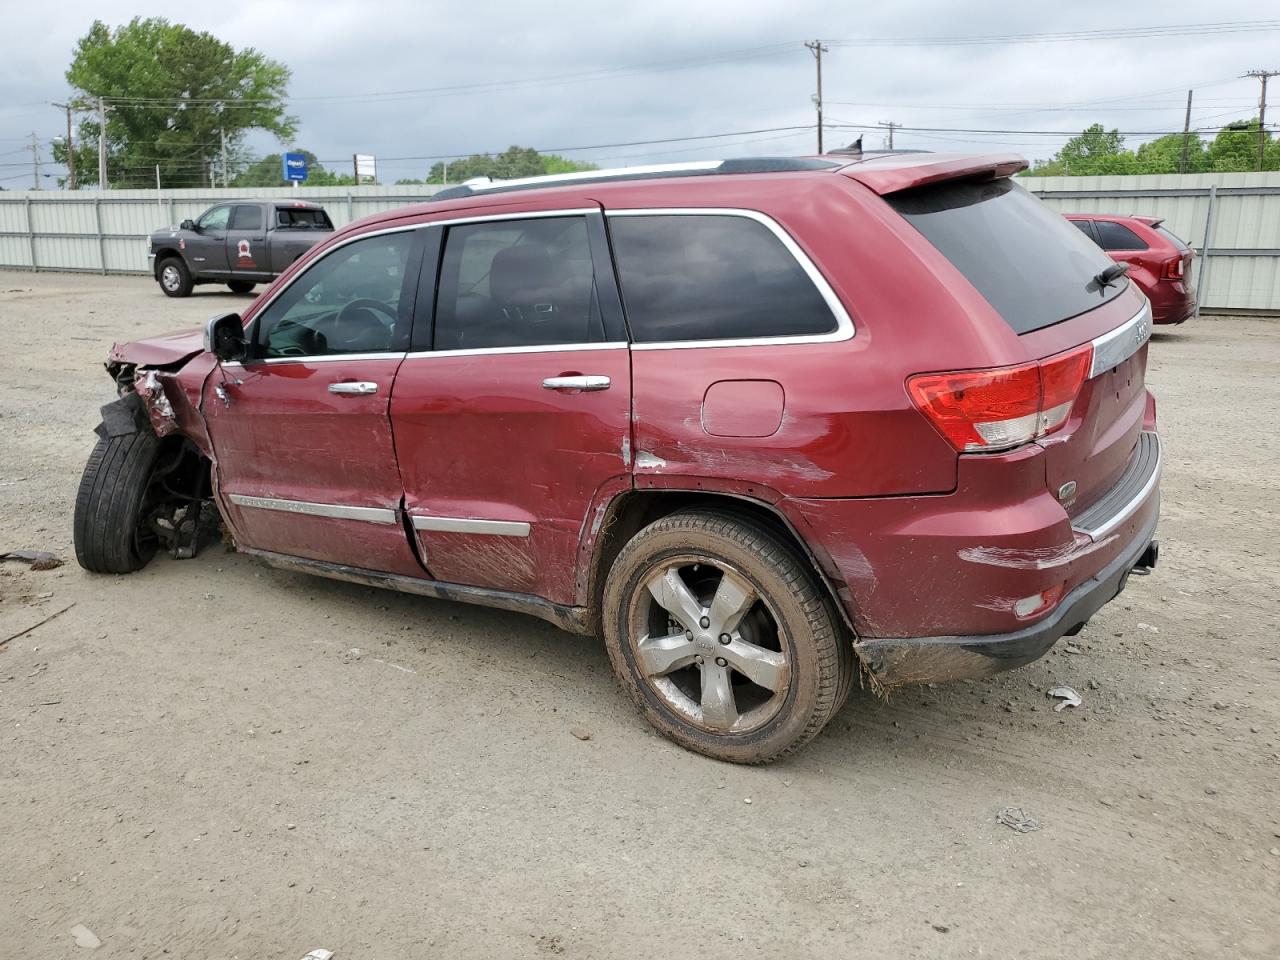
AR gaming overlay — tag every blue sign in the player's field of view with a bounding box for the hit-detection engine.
[282,153,308,182]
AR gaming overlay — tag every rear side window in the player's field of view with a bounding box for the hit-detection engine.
[277,208,333,229]
[230,205,262,231]
[433,216,606,350]
[1094,220,1147,251]
[608,214,837,343]
[1155,226,1190,252]
[888,179,1122,334]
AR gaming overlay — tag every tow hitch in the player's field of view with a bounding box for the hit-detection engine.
[1129,539,1159,577]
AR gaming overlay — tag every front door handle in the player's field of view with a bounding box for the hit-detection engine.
[329,381,378,396]
[542,375,611,392]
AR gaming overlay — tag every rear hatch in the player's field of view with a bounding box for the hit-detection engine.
[879,172,1150,523]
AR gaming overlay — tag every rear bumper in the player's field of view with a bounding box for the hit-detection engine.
[852,508,1158,688]
[781,426,1162,687]
[1148,282,1196,325]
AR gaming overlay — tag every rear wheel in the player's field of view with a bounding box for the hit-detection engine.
[227,280,256,294]
[73,431,164,574]
[602,509,853,763]
[158,257,192,298]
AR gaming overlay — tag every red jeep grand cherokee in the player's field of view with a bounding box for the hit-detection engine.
[74,153,1160,763]
[1066,213,1197,324]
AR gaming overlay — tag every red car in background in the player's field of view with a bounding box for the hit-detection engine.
[1066,214,1197,324]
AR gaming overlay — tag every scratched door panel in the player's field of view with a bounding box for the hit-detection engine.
[390,347,632,604]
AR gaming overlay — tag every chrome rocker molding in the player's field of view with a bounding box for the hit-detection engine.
[243,548,590,635]
[1090,298,1153,378]
[1072,431,1161,540]
[228,493,398,525]
[411,515,531,537]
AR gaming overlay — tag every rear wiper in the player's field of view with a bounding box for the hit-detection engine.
[1094,262,1129,288]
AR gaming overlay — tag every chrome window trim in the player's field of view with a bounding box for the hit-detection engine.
[411,515,531,537]
[224,351,407,368]
[1089,297,1153,378]
[606,207,856,350]
[1071,432,1161,540]
[404,342,627,360]
[228,493,398,525]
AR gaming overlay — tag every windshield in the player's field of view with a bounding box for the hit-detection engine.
[887,178,1125,334]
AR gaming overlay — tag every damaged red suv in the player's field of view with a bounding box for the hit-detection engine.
[74,153,1160,763]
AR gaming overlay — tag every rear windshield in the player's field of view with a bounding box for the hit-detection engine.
[276,208,333,229]
[887,179,1124,334]
[1156,225,1190,252]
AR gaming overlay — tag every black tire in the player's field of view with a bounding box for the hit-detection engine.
[157,257,193,298]
[227,280,256,294]
[602,509,853,763]
[73,430,163,574]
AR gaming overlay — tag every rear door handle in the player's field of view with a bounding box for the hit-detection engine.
[329,381,378,395]
[542,375,611,392]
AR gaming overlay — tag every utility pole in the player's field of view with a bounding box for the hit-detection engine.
[220,129,228,187]
[804,40,828,154]
[97,97,108,189]
[878,120,899,150]
[26,132,42,189]
[1242,70,1278,171]
[52,101,77,189]
[1179,89,1193,174]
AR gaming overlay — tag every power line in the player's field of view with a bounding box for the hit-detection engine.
[825,20,1280,47]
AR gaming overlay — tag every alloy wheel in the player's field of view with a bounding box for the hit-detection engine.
[630,557,791,734]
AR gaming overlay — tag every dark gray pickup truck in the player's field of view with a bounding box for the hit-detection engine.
[147,199,335,298]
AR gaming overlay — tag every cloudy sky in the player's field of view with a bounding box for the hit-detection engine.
[0,0,1275,185]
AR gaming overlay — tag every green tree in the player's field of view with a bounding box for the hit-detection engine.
[1206,119,1280,172]
[54,18,295,189]
[1025,124,1135,176]
[412,146,597,184]
[1132,132,1211,174]
[233,149,356,187]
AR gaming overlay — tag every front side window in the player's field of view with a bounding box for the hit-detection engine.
[608,214,837,343]
[197,206,231,232]
[433,216,605,350]
[254,232,413,358]
[230,205,263,231]
[1094,220,1148,251]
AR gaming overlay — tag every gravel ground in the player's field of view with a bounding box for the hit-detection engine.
[1,272,1277,959]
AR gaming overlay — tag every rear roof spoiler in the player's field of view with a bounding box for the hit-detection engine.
[839,153,1028,195]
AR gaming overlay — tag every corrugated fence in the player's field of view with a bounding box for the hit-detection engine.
[0,185,443,276]
[1,173,1278,313]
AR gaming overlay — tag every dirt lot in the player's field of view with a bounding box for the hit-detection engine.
[1,271,1277,959]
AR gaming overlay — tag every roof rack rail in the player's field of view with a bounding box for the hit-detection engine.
[429,156,840,201]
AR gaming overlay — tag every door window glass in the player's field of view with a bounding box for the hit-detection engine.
[433,216,605,350]
[255,232,413,358]
[197,206,231,231]
[231,205,263,231]
[608,214,837,343]
[1094,220,1148,251]
[1068,219,1098,244]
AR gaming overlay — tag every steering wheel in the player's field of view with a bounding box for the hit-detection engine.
[337,298,397,327]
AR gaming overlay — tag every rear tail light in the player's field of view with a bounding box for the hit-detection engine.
[907,344,1093,452]
[1160,255,1185,280]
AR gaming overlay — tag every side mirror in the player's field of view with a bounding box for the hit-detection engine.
[180,219,196,231]
[204,312,247,362]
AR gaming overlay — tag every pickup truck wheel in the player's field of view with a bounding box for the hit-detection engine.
[603,509,853,763]
[73,430,163,574]
[227,280,256,294]
[158,257,193,298]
